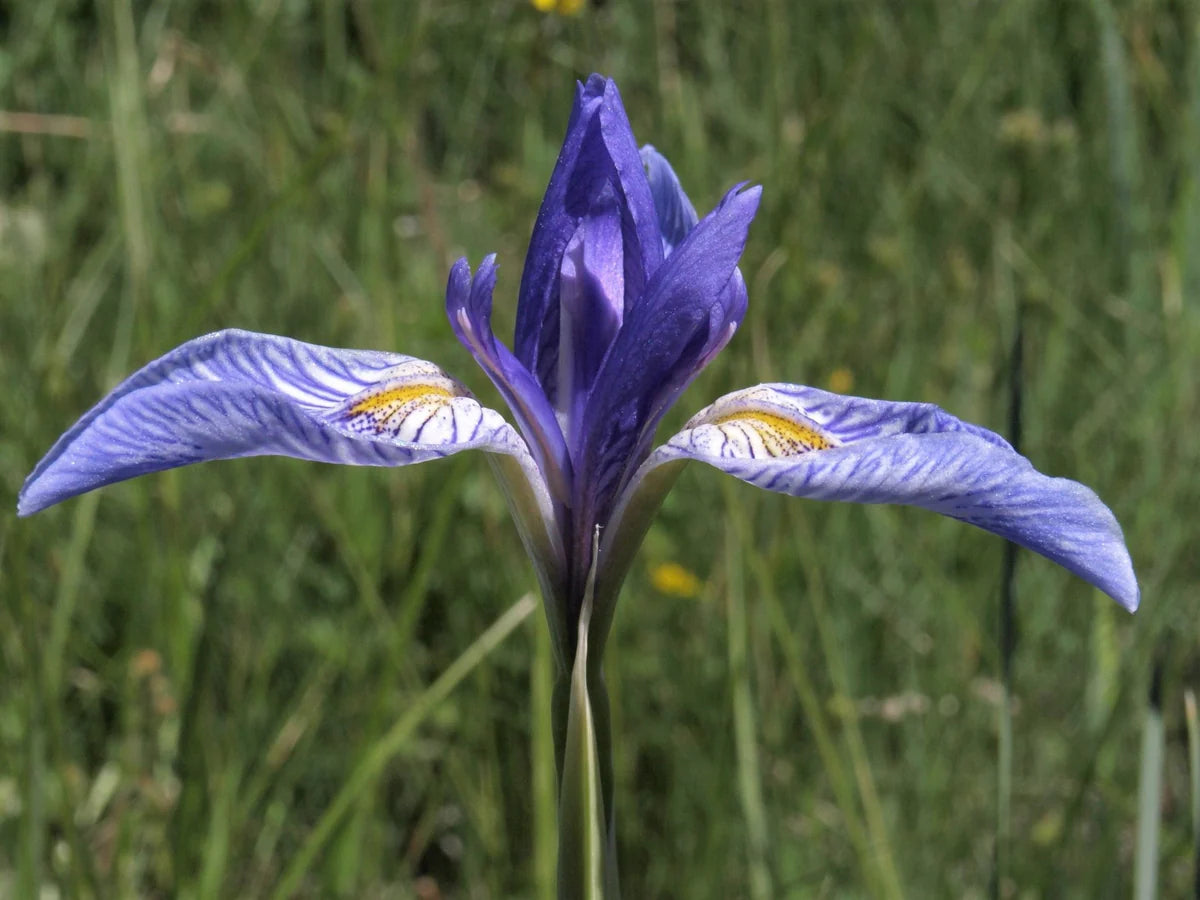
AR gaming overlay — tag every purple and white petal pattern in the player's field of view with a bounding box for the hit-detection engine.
[18,329,543,518]
[19,71,1138,707]
[639,384,1138,611]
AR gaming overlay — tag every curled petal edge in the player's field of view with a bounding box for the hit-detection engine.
[446,255,573,505]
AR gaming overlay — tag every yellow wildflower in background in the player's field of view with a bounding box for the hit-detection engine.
[828,367,854,394]
[650,562,702,598]
[531,0,584,15]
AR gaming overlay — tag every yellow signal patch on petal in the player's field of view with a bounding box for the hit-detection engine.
[711,409,836,457]
[347,383,457,424]
[678,386,840,460]
[332,360,494,445]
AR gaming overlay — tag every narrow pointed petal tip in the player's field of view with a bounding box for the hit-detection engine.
[645,384,1139,612]
[17,329,537,518]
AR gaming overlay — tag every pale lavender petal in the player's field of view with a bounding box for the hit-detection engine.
[18,330,541,517]
[637,384,1138,611]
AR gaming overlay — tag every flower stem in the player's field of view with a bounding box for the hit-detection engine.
[553,527,620,899]
[533,619,558,900]
[1134,649,1166,900]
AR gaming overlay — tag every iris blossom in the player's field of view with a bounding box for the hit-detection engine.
[19,75,1137,891]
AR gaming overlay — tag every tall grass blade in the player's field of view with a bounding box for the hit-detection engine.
[533,616,558,900]
[1185,690,1200,896]
[783,503,905,900]
[755,559,878,892]
[1179,13,1200,309]
[724,515,773,900]
[270,593,536,899]
[994,295,1022,899]
[1090,0,1155,320]
[1134,652,1165,900]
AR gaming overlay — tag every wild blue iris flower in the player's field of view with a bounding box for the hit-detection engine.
[19,74,1137,891]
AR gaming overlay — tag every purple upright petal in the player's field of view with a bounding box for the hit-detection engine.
[515,76,663,402]
[556,186,626,449]
[641,384,1138,611]
[640,145,700,254]
[513,80,601,389]
[592,80,664,318]
[18,330,536,516]
[574,184,762,524]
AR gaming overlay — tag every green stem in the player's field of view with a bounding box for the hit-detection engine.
[1186,689,1200,895]
[1134,652,1165,900]
[554,528,620,899]
[553,652,620,897]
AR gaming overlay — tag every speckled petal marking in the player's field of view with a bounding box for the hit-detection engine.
[331,359,495,445]
[686,386,838,458]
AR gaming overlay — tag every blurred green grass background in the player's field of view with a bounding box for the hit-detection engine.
[1,0,1197,896]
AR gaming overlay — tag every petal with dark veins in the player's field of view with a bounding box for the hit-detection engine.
[621,384,1139,611]
[18,330,546,522]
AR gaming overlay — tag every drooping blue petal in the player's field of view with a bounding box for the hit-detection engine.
[446,255,573,504]
[633,383,1139,611]
[574,184,762,526]
[515,76,664,403]
[640,145,699,255]
[17,329,545,519]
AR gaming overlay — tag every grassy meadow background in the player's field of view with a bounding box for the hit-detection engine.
[2,0,1197,896]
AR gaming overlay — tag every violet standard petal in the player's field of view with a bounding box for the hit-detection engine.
[575,184,762,526]
[515,76,663,403]
[640,145,700,254]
